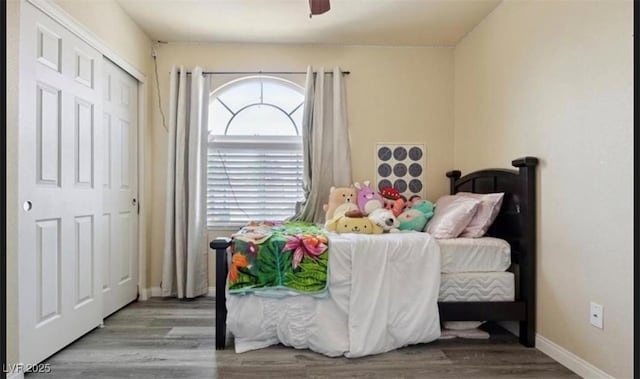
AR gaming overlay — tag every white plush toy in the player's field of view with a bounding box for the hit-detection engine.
[367,208,400,233]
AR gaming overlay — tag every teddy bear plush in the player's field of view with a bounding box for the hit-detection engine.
[322,186,358,221]
[397,199,435,232]
[326,209,384,234]
[354,181,384,215]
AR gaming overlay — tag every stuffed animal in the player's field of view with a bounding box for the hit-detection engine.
[354,181,384,215]
[326,209,384,234]
[405,195,423,208]
[324,202,359,229]
[397,199,435,232]
[380,187,405,217]
[368,208,400,233]
[412,199,434,219]
[380,187,399,199]
[322,186,357,221]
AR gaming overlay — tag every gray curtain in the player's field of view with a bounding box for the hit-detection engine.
[161,66,209,298]
[292,66,352,224]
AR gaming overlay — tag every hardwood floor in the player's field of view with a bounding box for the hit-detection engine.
[27,297,578,379]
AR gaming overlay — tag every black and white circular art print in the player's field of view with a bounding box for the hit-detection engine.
[375,143,425,199]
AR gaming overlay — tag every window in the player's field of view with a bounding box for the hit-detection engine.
[207,76,305,228]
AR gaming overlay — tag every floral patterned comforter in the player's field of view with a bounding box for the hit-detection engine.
[228,221,329,297]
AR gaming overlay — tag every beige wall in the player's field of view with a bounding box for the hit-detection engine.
[5,0,152,364]
[6,0,22,367]
[150,43,455,289]
[453,1,633,377]
[54,0,152,74]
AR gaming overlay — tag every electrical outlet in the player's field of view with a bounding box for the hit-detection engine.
[590,302,603,329]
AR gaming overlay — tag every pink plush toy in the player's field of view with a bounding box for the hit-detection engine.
[354,181,384,215]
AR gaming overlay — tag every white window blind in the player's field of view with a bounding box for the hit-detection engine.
[207,75,305,229]
[207,136,304,228]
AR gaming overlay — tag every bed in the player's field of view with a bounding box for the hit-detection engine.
[210,156,538,353]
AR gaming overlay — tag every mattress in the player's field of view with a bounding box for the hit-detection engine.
[439,271,514,302]
[438,237,511,273]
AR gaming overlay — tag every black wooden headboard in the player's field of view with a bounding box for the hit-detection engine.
[443,156,538,346]
[446,157,537,266]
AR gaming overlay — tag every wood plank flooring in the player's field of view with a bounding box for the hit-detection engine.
[27,297,578,378]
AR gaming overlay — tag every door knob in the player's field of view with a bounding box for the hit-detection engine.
[132,198,137,206]
[23,201,33,212]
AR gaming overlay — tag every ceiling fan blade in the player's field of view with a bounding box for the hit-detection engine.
[309,0,330,15]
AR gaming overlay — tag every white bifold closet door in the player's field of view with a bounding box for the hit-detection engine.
[101,58,139,317]
[18,2,139,366]
[18,2,104,366]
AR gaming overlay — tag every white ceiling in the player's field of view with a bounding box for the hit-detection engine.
[116,0,501,46]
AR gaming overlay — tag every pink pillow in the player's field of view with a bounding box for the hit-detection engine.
[425,196,481,239]
[457,192,504,238]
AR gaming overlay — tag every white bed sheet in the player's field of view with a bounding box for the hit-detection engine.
[226,232,442,358]
[438,237,511,273]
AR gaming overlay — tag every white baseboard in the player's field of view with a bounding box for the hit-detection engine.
[536,334,613,379]
[138,287,150,301]
[149,286,162,297]
[142,286,215,298]
[495,322,611,378]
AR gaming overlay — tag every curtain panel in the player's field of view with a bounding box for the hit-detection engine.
[161,66,209,298]
[293,66,352,224]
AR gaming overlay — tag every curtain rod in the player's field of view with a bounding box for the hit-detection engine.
[184,70,350,75]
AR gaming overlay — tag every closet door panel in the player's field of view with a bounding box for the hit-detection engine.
[18,2,104,366]
[102,58,139,318]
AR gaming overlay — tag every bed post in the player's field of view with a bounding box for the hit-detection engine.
[512,157,538,347]
[446,170,462,195]
[210,237,232,350]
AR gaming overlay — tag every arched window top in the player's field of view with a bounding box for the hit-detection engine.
[208,76,304,136]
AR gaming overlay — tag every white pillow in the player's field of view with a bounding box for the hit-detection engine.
[425,196,481,239]
[457,192,504,238]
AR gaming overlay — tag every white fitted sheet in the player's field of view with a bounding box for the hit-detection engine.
[438,237,511,273]
[439,271,514,302]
